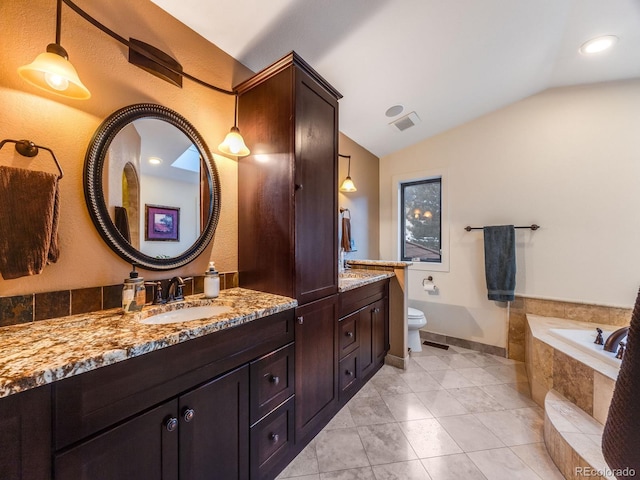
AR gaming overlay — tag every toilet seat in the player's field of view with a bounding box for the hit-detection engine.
[408,307,424,319]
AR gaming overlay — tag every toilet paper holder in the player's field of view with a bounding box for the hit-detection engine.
[422,276,438,292]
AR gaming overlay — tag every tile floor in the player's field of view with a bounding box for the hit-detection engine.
[277,343,566,480]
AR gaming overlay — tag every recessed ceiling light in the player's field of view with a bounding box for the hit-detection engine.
[385,104,404,117]
[148,157,163,165]
[579,35,618,55]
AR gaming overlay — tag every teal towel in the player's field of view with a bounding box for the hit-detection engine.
[483,225,516,302]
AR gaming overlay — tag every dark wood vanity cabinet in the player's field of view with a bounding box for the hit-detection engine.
[55,366,251,480]
[0,384,51,480]
[235,52,342,455]
[49,309,294,480]
[294,295,339,445]
[338,280,390,403]
[236,52,342,306]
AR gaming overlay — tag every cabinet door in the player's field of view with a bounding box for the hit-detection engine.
[360,298,389,380]
[179,365,249,480]
[359,305,375,379]
[54,399,179,480]
[0,386,51,480]
[372,298,390,367]
[294,68,339,305]
[295,295,338,443]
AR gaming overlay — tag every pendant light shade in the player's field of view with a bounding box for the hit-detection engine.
[18,43,91,100]
[339,176,357,192]
[218,95,250,157]
[339,154,357,192]
[218,126,250,157]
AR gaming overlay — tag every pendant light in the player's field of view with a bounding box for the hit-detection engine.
[339,154,357,192]
[218,95,250,157]
[17,0,91,100]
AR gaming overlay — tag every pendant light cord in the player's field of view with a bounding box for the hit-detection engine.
[55,0,62,44]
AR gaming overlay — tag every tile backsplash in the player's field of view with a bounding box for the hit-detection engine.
[0,271,239,327]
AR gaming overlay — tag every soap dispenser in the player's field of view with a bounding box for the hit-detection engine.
[204,261,220,298]
[122,265,145,313]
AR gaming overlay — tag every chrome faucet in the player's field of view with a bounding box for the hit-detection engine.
[603,326,630,353]
[166,276,185,303]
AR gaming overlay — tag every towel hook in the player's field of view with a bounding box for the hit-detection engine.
[339,207,351,218]
[0,139,64,179]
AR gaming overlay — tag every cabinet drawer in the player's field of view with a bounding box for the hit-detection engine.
[339,351,359,398]
[250,343,295,425]
[338,279,388,318]
[250,396,294,480]
[338,313,358,359]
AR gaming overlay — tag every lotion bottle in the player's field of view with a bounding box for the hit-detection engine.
[122,265,145,313]
[204,261,220,298]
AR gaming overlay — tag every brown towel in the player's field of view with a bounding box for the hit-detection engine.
[602,287,640,478]
[341,217,352,252]
[0,166,60,279]
[114,206,131,243]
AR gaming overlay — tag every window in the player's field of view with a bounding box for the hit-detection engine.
[400,177,442,263]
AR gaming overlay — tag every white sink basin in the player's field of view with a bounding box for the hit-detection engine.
[140,305,233,325]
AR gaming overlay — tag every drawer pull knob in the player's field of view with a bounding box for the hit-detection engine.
[345,370,353,376]
[346,331,353,338]
[372,307,380,314]
[297,316,304,325]
[269,375,280,385]
[269,432,279,443]
[165,417,178,432]
[183,408,195,423]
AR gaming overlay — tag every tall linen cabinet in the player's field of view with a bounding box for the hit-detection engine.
[236,52,342,447]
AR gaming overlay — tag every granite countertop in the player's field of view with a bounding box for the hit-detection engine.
[0,288,297,399]
[346,259,413,268]
[338,268,394,292]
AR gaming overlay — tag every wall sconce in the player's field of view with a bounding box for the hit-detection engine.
[218,95,250,157]
[339,154,357,192]
[17,0,91,99]
[16,0,250,156]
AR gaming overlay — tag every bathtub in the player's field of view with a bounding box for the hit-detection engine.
[548,327,625,368]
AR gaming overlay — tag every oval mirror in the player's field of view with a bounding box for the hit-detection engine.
[84,103,221,270]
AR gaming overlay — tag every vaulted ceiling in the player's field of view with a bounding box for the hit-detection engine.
[151,0,640,157]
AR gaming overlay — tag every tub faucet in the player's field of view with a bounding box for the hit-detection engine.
[594,328,604,345]
[603,326,630,353]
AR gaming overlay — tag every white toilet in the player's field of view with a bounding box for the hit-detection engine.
[407,307,427,352]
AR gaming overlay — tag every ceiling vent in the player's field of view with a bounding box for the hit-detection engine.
[389,111,421,132]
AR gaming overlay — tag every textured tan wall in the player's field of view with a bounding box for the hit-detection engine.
[338,132,380,260]
[0,0,253,295]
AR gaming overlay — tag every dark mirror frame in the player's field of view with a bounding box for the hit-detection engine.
[83,103,221,271]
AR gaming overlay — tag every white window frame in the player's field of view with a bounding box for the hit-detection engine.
[392,168,450,272]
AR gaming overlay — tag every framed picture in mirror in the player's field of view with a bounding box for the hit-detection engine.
[145,204,180,241]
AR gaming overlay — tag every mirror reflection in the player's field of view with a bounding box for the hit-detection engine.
[84,103,220,271]
[104,118,209,258]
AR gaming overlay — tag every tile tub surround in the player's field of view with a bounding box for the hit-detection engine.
[0,271,240,327]
[0,288,296,398]
[544,389,615,480]
[525,315,620,422]
[277,343,565,480]
[508,295,632,362]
